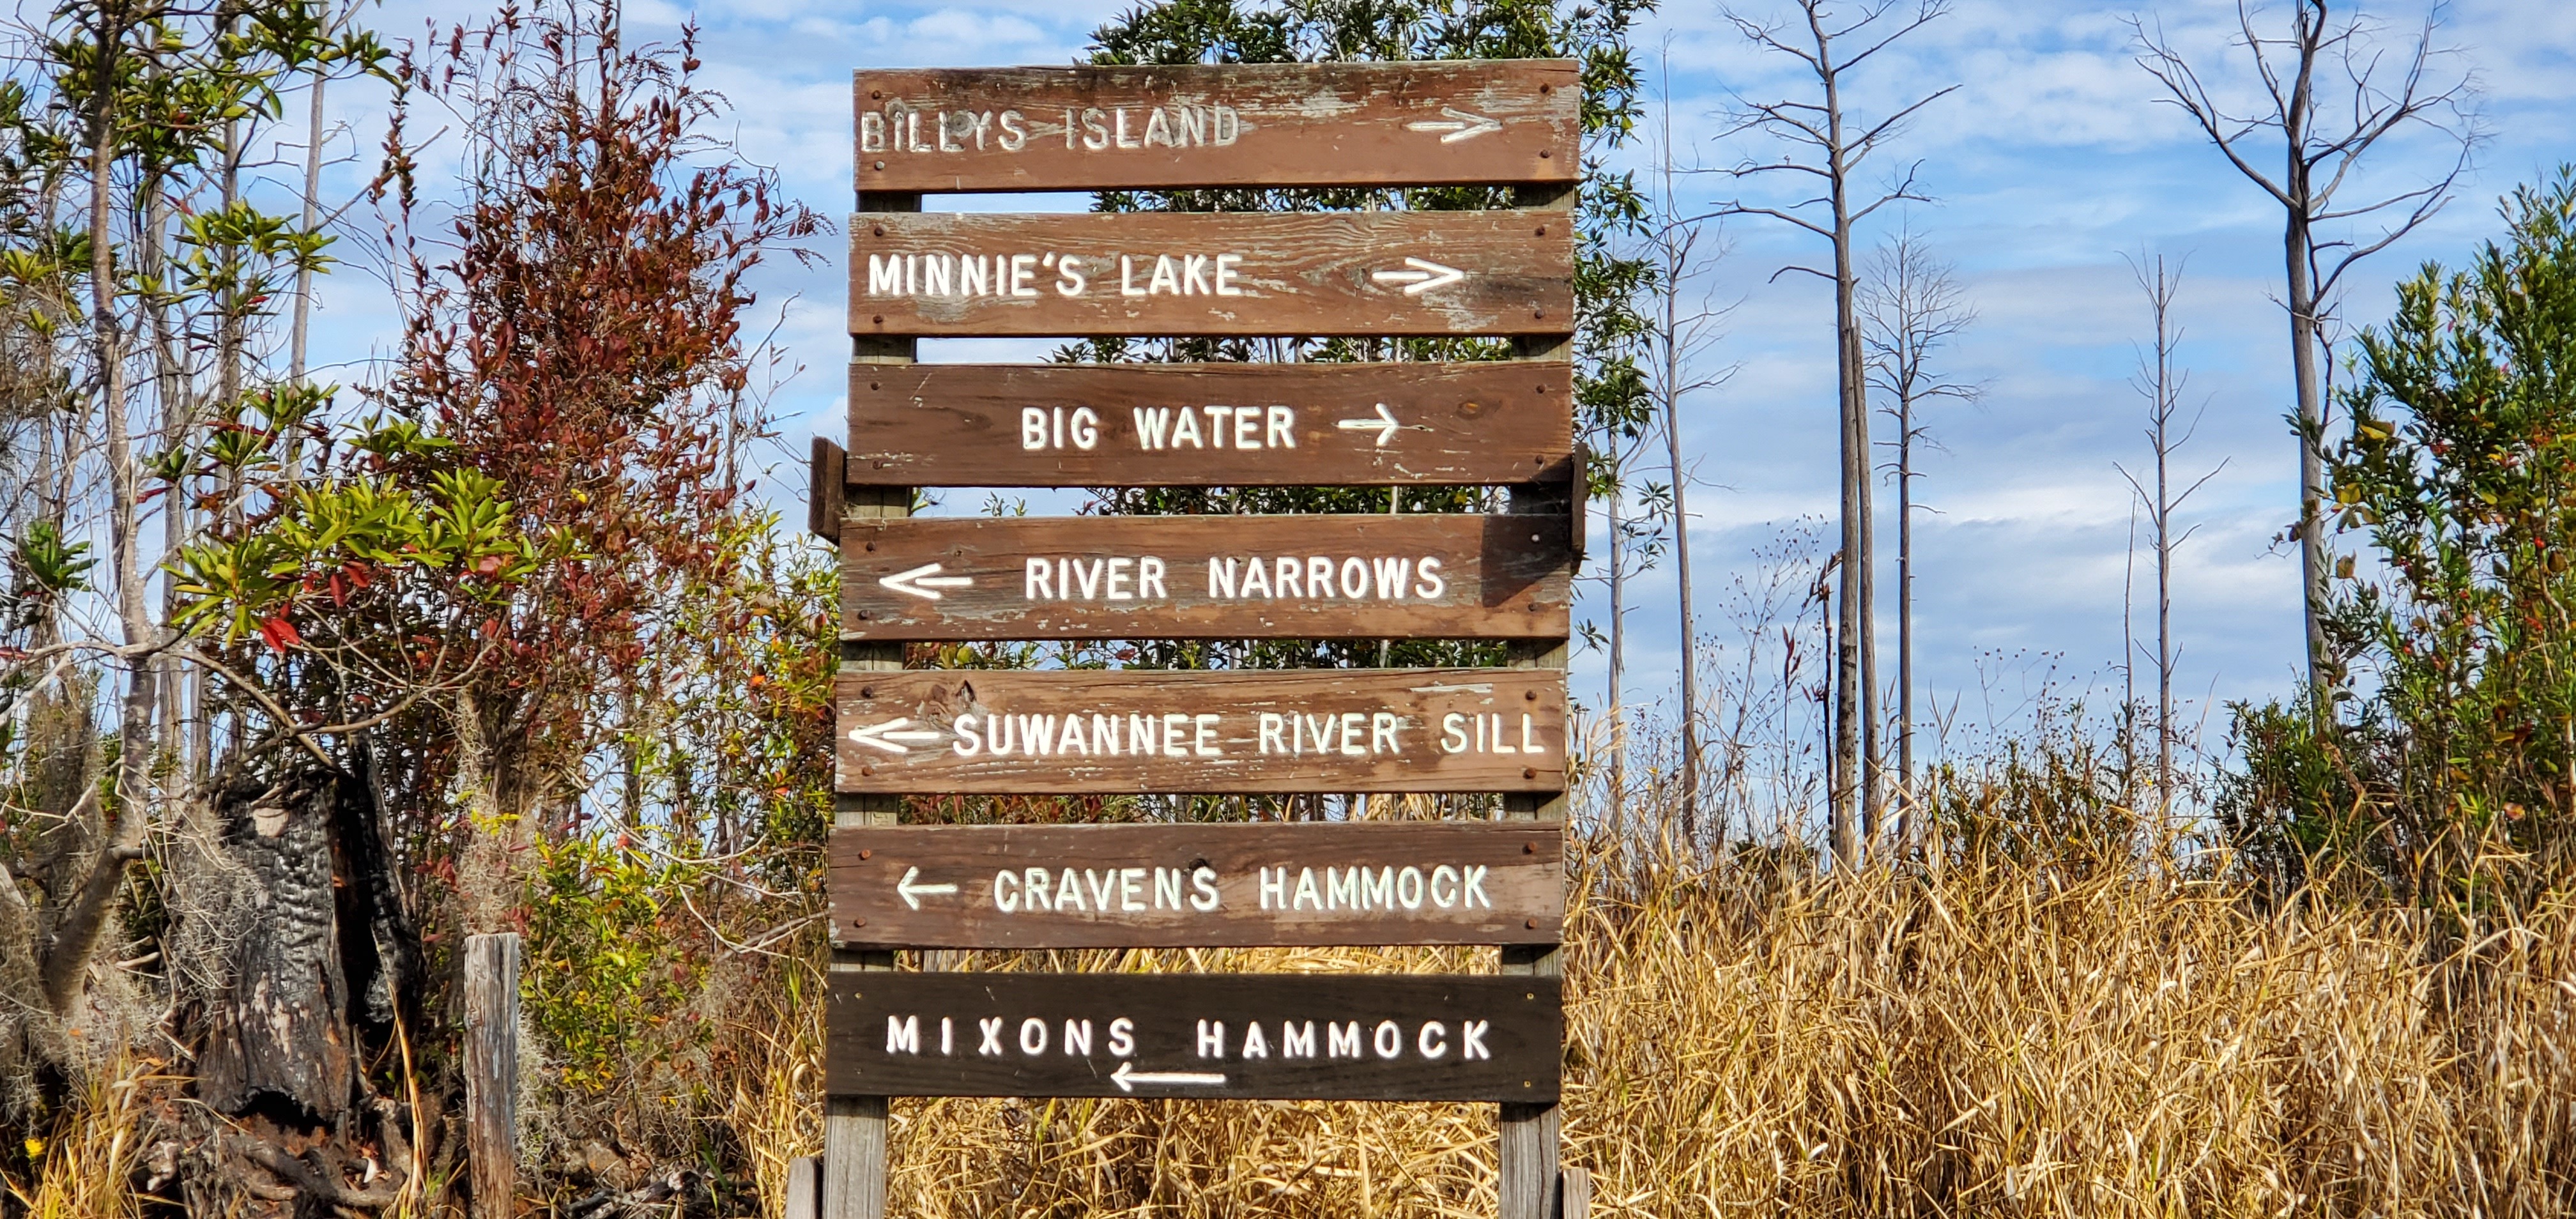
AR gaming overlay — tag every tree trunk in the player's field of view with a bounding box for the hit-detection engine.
[189,761,422,1211]
[1664,303,1699,845]
[1896,396,1915,848]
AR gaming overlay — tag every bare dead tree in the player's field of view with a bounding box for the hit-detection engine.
[2115,254,2227,818]
[1719,0,1955,868]
[1860,231,1975,852]
[1647,49,1735,847]
[2132,0,2478,696]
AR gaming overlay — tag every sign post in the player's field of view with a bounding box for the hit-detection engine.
[827,58,1579,1219]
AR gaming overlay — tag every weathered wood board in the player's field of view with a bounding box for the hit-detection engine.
[834,668,1566,794]
[845,361,1574,487]
[848,211,1572,337]
[829,821,1563,948]
[854,61,1577,192]
[830,971,1561,1101]
[842,513,1570,641]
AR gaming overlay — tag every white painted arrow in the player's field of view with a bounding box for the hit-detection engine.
[1111,1061,1229,1092]
[1370,257,1467,296]
[1335,402,1405,447]
[894,866,958,910]
[845,717,948,755]
[879,562,976,601]
[1404,107,1505,143]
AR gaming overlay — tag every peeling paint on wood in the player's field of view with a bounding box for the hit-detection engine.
[828,821,1563,948]
[841,513,1570,641]
[844,361,1573,487]
[834,668,1566,793]
[848,211,1572,337]
[853,61,1577,192]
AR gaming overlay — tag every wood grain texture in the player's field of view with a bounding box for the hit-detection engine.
[836,668,1567,794]
[827,821,1563,948]
[463,933,520,1219]
[845,361,1573,487]
[853,61,1577,192]
[809,437,847,541]
[841,513,1570,641]
[848,210,1572,337]
[829,971,1561,1101]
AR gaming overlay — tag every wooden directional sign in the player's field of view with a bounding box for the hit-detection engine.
[829,822,1562,948]
[845,362,1574,487]
[849,211,1572,337]
[830,972,1560,1101]
[835,668,1565,794]
[854,61,1578,193]
[842,513,1570,641]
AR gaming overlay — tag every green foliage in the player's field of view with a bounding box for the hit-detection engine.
[2225,168,2576,908]
[522,834,710,1092]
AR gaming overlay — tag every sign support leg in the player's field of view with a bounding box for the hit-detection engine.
[1499,178,1575,1219]
[827,184,919,1219]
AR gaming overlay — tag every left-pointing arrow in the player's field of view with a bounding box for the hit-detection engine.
[846,717,948,754]
[1112,1060,1229,1092]
[880,562,976,601]
[894,865,960,910]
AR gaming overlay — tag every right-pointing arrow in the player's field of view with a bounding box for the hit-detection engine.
[1404,107,1505,143]
[1335,402,1405,447]
[1370,257,1468,297]
[1110,1060,1229,1092]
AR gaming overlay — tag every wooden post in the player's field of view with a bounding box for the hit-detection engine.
[1499,177,1575,1219]
[786,1155,822,1219]
[826,183,918,1219]
[463,932,521,1219]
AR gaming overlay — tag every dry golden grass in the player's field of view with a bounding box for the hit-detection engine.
[6,1057,153,1219]
[12,830,2573,1218]
[844,835,2576,1218]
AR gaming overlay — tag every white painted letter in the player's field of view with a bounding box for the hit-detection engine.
[887,1015,919,1054]
[1020,1018,1047,1055]
[1194,713,1222,756]
[1374,1020,1402,1059]
[1415,556,1446,599]
[1418,1022,1448,1059]
[1197,1020,1225,1058]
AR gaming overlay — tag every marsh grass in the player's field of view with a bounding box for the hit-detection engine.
[834,826,2576,1218]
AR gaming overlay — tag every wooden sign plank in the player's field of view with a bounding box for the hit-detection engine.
[830,972,1561,1101]
[842,513,1570,641]
[845,362,1574,487]
[854,61,1578,193]
[828,822,1563,948]
[849,210,1571,338]
[835,668,1565,794]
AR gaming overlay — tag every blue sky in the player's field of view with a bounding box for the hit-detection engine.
[296,0,2576,753]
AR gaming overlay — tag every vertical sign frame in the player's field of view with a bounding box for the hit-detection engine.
[825,59,1580,1219]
